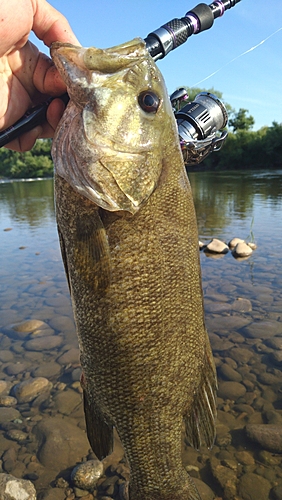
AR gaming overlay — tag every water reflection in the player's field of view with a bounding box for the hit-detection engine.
[0,179,54,228]
[0,171,282,499]
[189,169,282,238]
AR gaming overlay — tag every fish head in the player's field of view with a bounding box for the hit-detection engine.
[51,39,177,214]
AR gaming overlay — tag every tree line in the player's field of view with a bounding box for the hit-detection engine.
[0,139,53,179]
[0,88,281,179]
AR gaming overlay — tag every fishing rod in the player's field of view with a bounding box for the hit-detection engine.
[0,0,241,164]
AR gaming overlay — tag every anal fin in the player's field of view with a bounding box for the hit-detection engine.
[83,388,113,460]
[184,332,217,450]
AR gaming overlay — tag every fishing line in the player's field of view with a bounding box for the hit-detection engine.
[191,26,282,87]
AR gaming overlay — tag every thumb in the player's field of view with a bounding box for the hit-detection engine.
[32,0,80,47]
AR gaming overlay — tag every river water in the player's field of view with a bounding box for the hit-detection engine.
[0,170,282,500]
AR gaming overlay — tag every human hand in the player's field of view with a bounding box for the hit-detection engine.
[0,0,80,151]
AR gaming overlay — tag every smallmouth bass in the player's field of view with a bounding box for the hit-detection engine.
[51,38,217,500]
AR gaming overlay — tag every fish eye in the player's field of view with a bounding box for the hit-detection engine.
[138,91,160,113]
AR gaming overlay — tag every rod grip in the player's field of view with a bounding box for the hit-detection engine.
[187,3,214,32]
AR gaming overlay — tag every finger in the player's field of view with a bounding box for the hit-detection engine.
[32,0,80,47]
[46,97,66,131]
[3,97,67,152]
[33,51,67,95]
[4,125,43,152]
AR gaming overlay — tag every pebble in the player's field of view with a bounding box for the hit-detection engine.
[71,460,104,490]
[231,297,252,312]
[269,351,282,366]
[5,363,28,376]
[72,367,82,382]
[0,396,17,407]
[264,337,282,349]
[229,347,254,364]
[0,407,21,424]
[33,417,90,470]
[238,472,271,500]
[209,457,237,499]
[0,350,14,363]
[40,488,66,500]
[10,319,49,339]
[272,486,282,500]
[13,377,52,404]
[206,315,251,333]
[228,237,245,249]
[6,429,28,443]
[53,389,82,416]
[48,315,75,333]
[29,327,56,338]
[204,238,229,254]
[31,362,61,378]
[219,364,242,382]
[232,241,253,258]
[242,320,282,339]
[246,424,282,453]
[24,335,63,351]
[56,347,80,365]
[218,381,246,400]
[235,451,255,466]
[193,478,215,499]
[0,473,36,500]
[0,381,8,394]
[257,372,281,385]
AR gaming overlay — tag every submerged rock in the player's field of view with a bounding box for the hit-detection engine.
[238,472,271,500]
[193,478,215,499]
[24,335,63,351]
[217,381,246,401]
[0,396,17,407]
[246,424,282,453]
[33,417,90,470]
[242,320,282,339]
[10,319,49,339]
[71,460,104,490]
[13,377,52,404]
[0,407,21,424]
[0,473,36,500]
[0,381,8,395]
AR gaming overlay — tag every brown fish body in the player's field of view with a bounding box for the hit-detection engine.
[52,39,216,500]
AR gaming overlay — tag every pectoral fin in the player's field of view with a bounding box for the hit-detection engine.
[83,387,113,460]
[184,333,217,450]
[74,209,111,292]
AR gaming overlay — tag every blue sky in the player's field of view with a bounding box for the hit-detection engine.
[32,0,282,130]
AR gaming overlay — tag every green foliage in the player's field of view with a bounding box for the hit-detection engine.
[200,121,282,170]
[229,108,255,132]
[0,139,53,179]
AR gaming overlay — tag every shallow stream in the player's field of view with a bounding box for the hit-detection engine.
[0,170,282,500]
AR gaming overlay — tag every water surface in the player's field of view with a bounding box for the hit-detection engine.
[1,171,282,499]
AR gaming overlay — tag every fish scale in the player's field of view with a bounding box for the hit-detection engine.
[52,37,217,500]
